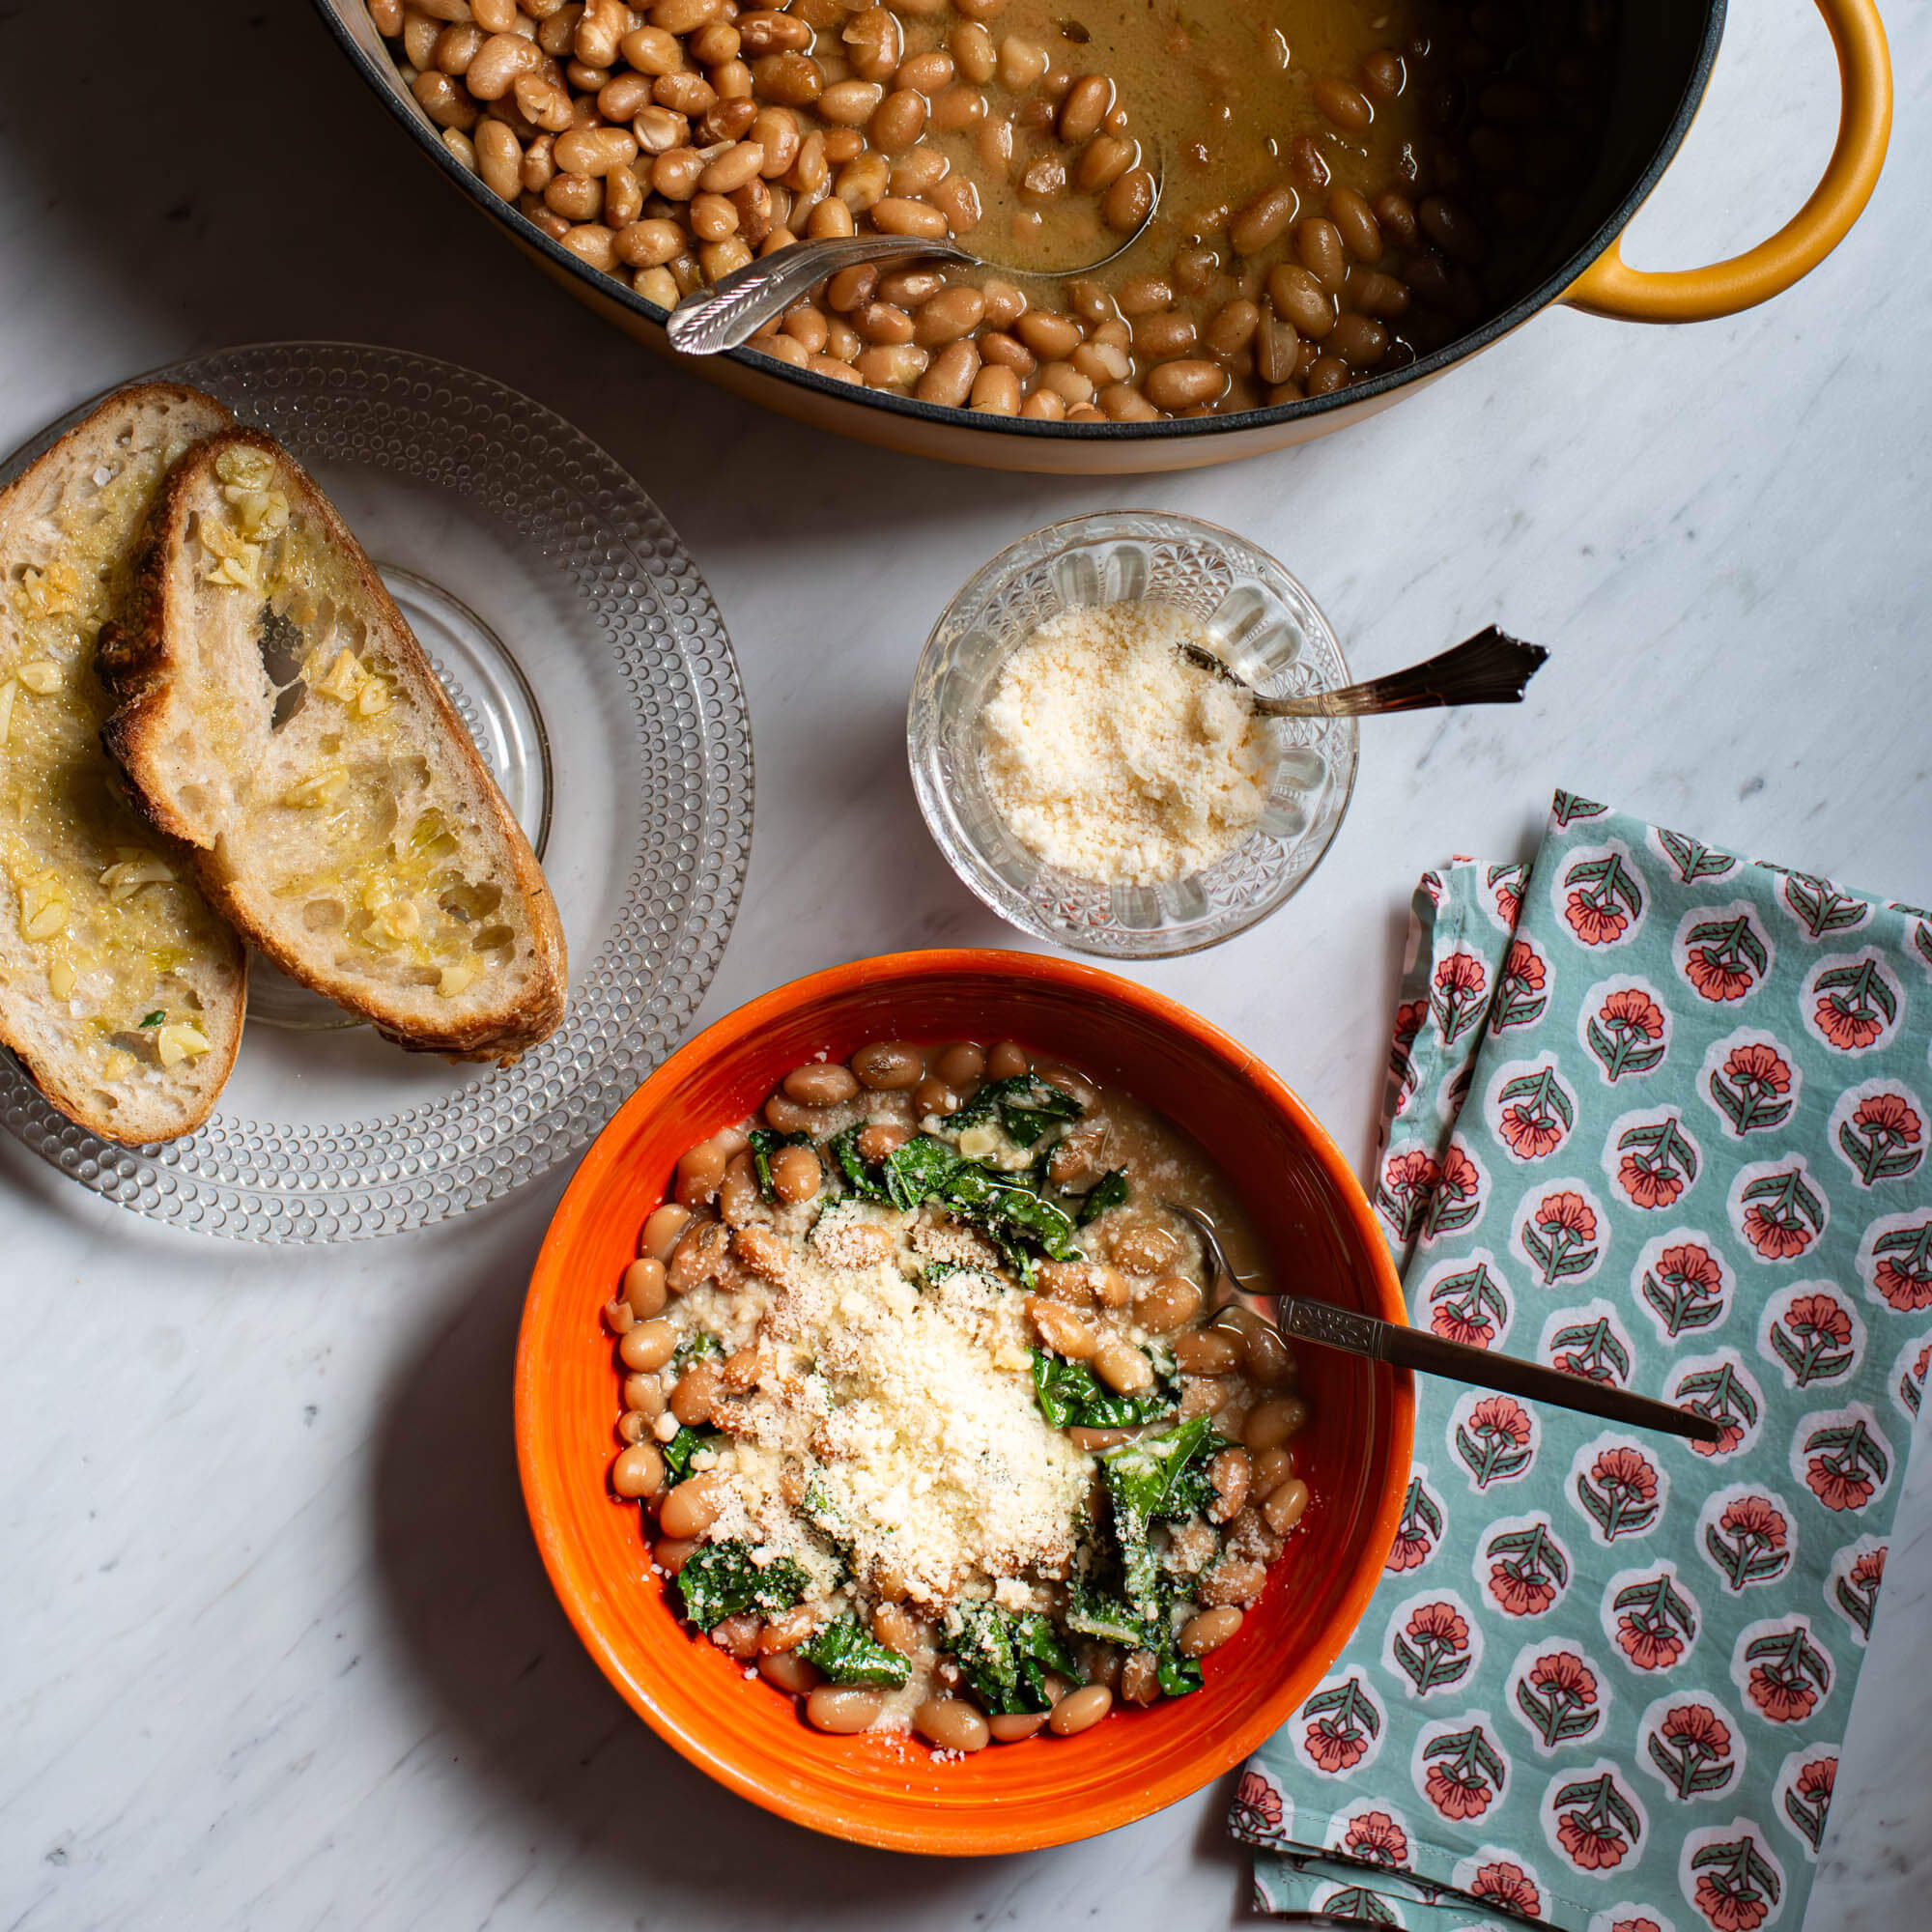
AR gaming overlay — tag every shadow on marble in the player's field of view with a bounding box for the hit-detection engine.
[721,690,1022,969]
[368,1230,1030,1909]
[1189,1767,1264,1920]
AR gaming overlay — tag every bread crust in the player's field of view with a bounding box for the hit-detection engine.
[0,383,245,1144]
[98,429,567,1064]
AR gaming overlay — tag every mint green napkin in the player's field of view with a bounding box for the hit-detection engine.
[1228,790,1930,1931]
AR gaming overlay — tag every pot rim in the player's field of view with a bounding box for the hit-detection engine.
[313,0,1727,443]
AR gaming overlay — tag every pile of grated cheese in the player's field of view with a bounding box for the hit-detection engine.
[705,1200,1093,1612]
[980,600,1269,886]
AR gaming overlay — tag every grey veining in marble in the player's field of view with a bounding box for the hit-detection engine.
[2,2,1928,1926]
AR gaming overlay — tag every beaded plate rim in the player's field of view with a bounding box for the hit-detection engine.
[0,343,753,1242]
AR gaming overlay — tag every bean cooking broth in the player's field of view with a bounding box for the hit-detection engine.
[370,0,1619,420]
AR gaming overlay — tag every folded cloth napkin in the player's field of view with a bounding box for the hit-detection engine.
[1227,788,1932,1932]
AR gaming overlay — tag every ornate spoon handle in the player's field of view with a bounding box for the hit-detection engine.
[1168,1202,1719,1445]
[665,237,972,355]
[1274,1296,1721,1444]
[1179,626,1548,720]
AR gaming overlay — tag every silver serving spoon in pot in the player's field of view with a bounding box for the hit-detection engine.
[1169,1203,1721,1447]
[1182,625,1548,720]
[665,151,1164,356]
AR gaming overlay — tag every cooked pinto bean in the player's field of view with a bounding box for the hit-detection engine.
[1135,1273,1204,1333]
[1027,1295,1098,1359]
[619,1319,677,1372]
[611,1441,666,1496]
[1120,1650,1160,1705]
[715,1623,765,1669]
[1175,1326,1243,1375]
[759,1650,820,1693]
[1241,1322,1297,1384]
[732,1224,791,1281]
[855,1121,914,1161]
[622,1257,669,1319]
[659,1474,725,1537]
[852,1041,924,1089]
[808,1686,884,1732]
[915,1697,990,1751]
[1049,1684,1113,1734]
[719,1151,761,1225]
[1263,1477,1311,1534]
[1179,1606,1243,1657]
[1245,1395,1311,1449]
[1208,1446,1251,1522]
[669,1361,724,1426]
[1230,183,1297,256]
[1094,1336,1153,1394]
[988,1711,1048,1742]
[768,1144,823,1204]
[675,1137,729,1206]
[1198,1558,1268,1606]
[871,1602,922,1656]
[668,1216,733,1293]
[1107,1214,1181,1275]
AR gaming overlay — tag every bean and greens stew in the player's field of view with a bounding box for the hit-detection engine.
[601,1035,1313,1752]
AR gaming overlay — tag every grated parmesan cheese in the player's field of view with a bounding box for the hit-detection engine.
[712,1216,1092,1613]
[980,600,1269,886]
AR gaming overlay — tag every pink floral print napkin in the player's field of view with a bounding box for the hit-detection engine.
[1227,789,1932,1932]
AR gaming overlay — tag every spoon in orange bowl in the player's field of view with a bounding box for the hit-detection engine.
[1170,1203,1721,1446]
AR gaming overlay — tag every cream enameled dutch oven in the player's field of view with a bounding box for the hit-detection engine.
[314,0,1890,475]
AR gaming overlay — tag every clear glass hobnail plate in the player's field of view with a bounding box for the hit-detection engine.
[908,511,1358,960]
[0,344,752,1241]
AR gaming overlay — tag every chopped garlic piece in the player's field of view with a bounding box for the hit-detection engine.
[99,854,175,902]
[0,680,14,748]
[281,770,348,809]
[956,1125,1001,1161]
[15,660,60,695]
[198,511,264,592]
[438,958,480,998]
[355,676,391,717]
[197,515,248,558]
[47,958,76,1000]
[214,444,273,491]
[223,485,289,538]
[156,1020,212,1067]
[23,892,69,941]
[17,558,82,616]
[313,648,365,703]
[374,900,422,944]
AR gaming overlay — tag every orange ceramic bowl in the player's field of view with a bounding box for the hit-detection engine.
[516,948,1414,1855]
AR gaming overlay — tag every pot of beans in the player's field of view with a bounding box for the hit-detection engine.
[517,948,1415,1852]
[318,0,1889,472]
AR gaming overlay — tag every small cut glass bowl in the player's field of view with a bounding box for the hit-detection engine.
[907,510,1358,959]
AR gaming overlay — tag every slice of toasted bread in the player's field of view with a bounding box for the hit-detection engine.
[0,384,246,1144]
[99,430,566,1063]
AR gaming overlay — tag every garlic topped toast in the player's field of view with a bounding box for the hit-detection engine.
[99,430,566,1063]
[0,384,245,1144]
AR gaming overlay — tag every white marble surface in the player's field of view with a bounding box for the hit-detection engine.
[4,1,1929,1925]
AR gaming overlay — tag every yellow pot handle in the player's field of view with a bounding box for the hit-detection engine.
[1563,0,1890,323]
